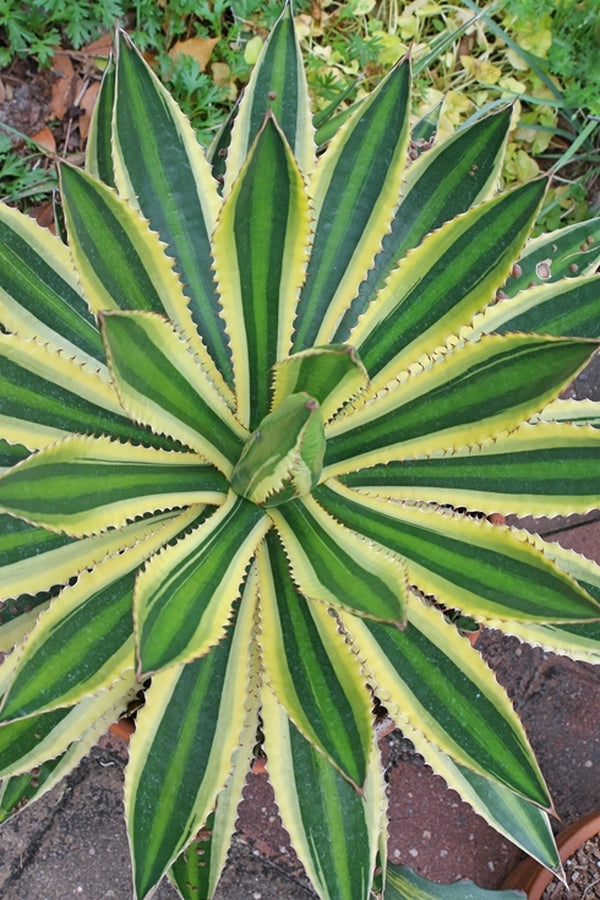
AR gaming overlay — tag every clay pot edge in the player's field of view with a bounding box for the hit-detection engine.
[502,809,600,899]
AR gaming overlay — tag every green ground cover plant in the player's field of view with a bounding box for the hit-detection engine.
[298,0,599,231]
[1,5,600,899]
[502,0,600,115]
[1,2,598,223]
[0,133,57,204]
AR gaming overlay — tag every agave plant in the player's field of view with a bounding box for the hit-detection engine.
[1,6,600,900]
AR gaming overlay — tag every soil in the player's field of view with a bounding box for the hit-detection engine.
[542,833,600,899]
[0,43,107,219]
[0,57,55,139]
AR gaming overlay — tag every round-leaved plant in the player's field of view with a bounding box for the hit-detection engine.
[1,6,600,900]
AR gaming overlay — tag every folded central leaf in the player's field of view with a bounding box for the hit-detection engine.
[231,392,325,507]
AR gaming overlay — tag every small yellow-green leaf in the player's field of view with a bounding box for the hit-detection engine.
[272,344,369,423]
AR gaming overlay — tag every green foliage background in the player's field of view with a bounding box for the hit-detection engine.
[0,1,599,227]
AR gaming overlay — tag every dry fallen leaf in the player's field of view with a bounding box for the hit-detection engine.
[31,126,56,153]
[50,53,77,120]
[78,81,101,141]
[30,200,56,231]
[211,61,230,86]
[168,35,219,70]
[80,33,113,59]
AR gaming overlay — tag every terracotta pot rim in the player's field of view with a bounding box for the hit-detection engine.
[108,717,135,741]
[502,810,600,899]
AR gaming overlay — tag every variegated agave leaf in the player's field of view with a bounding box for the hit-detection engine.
[1,5,600,900]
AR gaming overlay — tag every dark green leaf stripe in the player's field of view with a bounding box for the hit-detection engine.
[219,117,307,429]
[85,57,117,188]
[0,757,63,823]
[342,422,600,513]
[0,440,28,469]
[453,761,559,869]
[169,810,217,899]
[0,571,135,722]
[130,647,232,898]
[243,4,309,168]
[261,532,369,787]
[0,691,127,824]
[538,398,600,427]
[0,436,226,533]
[0,209,103,360]
[345,446,600,496]
[206,105,234,184]
[0,454,222,521]
[324,336,596,473]
[271,496,406,625]
[168,703,260,900]
[169,604,261,900]
[0,511,184,613]
[129,587,256,899]
[61,164,174,314]
[314,100,361,148]
[289,723,374,900]
[398,712,559,869]
[484,538,600,659]
[0,512,74,616]
[0,504,188,720]
[354,611,549,806]
[136,495,269,673]
[536,540,600,606]
[274,713,374,900]
[0,677,136,793]
[316,483,600,623]
[0,513,72,571]
[0,335,168,449]
[478,274,600,339]
[0,595,50,637]
[336,107,512,339]
[503,216,600,297]
[385,865,523,899]
[0,707,69,771]
[294,60,411,350]
[101,312,243,466]
[514,619,600,660]
[114,35,231,386]
[352,179,546,383]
